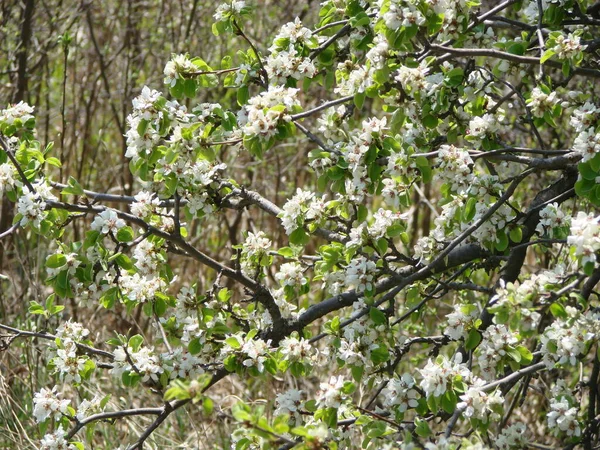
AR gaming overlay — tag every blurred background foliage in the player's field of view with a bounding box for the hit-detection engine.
[0,1,322,447]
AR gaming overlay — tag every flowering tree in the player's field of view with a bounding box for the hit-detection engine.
[2,0,600,448]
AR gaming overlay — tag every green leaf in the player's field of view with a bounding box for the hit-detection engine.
[202,397,214,415]
[289,228,309,246]
[45,157,62,168]
[277,247,295,258]
[465,329,482,351]
[506,346,522,363]
[441,390,457,414]
[509,227,522,243]
[495,230,509,251]
[237,85,249,106]
[225,337,242,349]
[46,254,67,268]
[369,307,387,326]
[463,197,476,222]
[116,226,134,243]
[414,417,432,437]
[351,365,364,382]
[170,79,185,99]
[189,338,203,355]
[549,302,568,319]
[516,345,533,364]
[128,335,144,352]
[540,49,555,64]
[354,92,366,109]
[184,79,197,98]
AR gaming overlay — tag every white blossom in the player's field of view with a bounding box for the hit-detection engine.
[419,354,471,398]
[91,209,126,234]
[572,129,600,162]
[39,426,75,450]
[0,101,35,124]
[547,397,581,437]
[381,373,419,411]
[33,387,70,423]
[567,211,600,267]
[130,190,160,218]
[274,389,303,416]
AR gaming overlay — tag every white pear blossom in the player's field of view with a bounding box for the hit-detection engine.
[551,32,585,60]
[567,211,600,267]
[112,345,164,383]
[572,129,600,162]
[317,375,346,408]
[213,0,246,21]
[0,163,15,193]
[344,255,377,294]
[444,304,479,340]
[91,209,126,234]
[535,202,569,237]
[163,54,197,87]
[381,373,419,411]
[33,387,70,423]
[419,354,471,398]
[547,397,581,437]
[496,422,529,449]
[274,388,304,416]
[275,262,307,287]
[39,426,75,450]
[457,378,503,422]
[0,100,35,124]
[130,190,160,218]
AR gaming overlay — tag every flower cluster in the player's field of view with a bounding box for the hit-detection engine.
[379,0,425,30]
[39,426,75,450]
[0,163,15,194]
[279,188,325,235]
[395,63,443,98]
[213,0,247,22]
[17,179,57,228]
[572,129,600,163]
[380,373,419,412]
[535,202,570,238]
[275,262,307,288]
[112,344,164,383]
[567,211,600,267]
[239,231,272,274]
[91,208,126,234]
[238,86,301,141]
[221,333,272,373]
[571,101,599,133]
[163,54,197,87]
[317,375,346,408]
[548,396,581,437]
[419,354,471,398]
[527,87,558,118]
[279,336,314,363]
[458,378,503,422]
[435,145,473,192]
[476,324,519,379]
[334,62,374,96]
[33,387,70,423]
[444,303,479,340]
[266,18,317,85]
[539,307,594,368]
[130,190,160,219]
[344,255,377,294]
[550,32,586,61]
[274,388,304,416]
[496,422,529,449]
[467,114,499,146]
[0,101,35,125]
